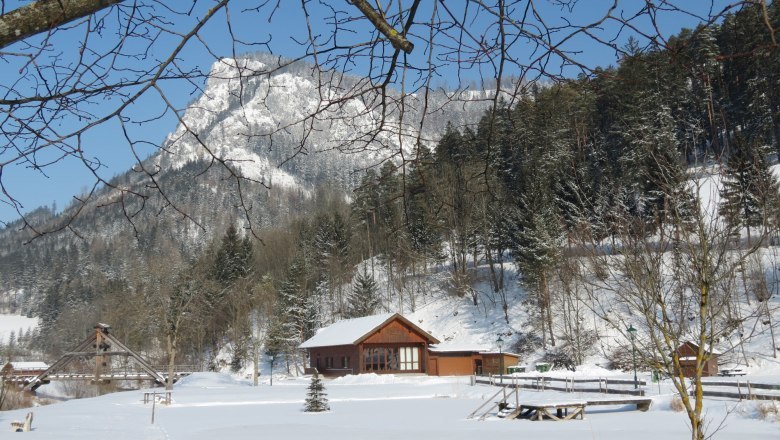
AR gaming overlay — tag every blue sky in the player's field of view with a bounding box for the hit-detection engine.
[0,0,740,225]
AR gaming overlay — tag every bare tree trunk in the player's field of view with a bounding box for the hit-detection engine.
[542,272,555,347]
[166,333,177,391]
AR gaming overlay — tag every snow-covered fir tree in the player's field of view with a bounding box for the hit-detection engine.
[345,264,380,318]
[303,371,330,412]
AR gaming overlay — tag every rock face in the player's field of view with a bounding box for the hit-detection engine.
[0,53,493,311]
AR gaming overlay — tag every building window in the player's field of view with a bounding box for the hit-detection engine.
[363,346,419,372]
[342,356,350,369]
[326,357,334,369]
[399,347,419,371]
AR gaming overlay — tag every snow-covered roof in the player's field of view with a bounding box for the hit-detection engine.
[5,362,48,370]
[682,340,722,355]
[299,313,439,349]
[480,351,522,357]
[428,343,487,353]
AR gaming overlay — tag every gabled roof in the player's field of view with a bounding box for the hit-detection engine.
[299,313,439,349]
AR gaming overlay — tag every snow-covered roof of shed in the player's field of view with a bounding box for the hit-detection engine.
[682,340,722,355]
[5,361,49,370]
[299,313,439,349]
[428,343,487,353]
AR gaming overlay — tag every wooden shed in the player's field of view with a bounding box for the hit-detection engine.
[428,345,485,376]
[427,345,521,376]
[481,352,521,375]
[675,341,720,377]
[300,313,440,377]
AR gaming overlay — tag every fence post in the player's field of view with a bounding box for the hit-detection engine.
[747,381,753,400]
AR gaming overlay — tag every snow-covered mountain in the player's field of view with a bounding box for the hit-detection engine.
[154,54,496,190]
[0,53,494,310]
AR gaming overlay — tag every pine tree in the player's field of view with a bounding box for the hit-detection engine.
[303,371,330,412]
[720,135,780,241]
[211,224,253,288]
[346,265,380,318]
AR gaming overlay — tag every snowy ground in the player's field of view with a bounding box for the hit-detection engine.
[0,313,37,345]
[3,373,777,439]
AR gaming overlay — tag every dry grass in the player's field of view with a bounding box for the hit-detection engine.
[1,387,34,411]
[756,401,779,421]
[670,395,685,412]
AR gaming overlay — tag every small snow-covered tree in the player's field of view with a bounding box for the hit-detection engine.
[303,371,330,412]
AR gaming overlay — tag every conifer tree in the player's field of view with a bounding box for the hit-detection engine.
[720,135,780,241]
[304,371,330,412]
[346,264,380,318]
[211,224,253,288]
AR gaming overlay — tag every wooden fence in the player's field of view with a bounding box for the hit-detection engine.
[474,375,647,396]
[696,380,780,401]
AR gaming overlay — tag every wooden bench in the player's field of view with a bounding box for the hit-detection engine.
[10,412,33,432]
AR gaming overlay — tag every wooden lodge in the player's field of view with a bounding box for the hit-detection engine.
[675,341,720,377]
[300,313,521,377]
[300,313,440,376]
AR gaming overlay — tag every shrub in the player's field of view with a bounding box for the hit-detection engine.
[757,402,779,421]
[511,332,543,356]
[606,345,653,372]
[0,386,34,411]
[541,349,576,372]
[670,395,685,412]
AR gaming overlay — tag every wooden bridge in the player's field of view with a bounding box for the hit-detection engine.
[7,365,196,387]
[17,323,197,391]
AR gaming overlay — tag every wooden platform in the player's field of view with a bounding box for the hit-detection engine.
[586,397,652,412]
[515,401,586,421]
[496,397,653,421]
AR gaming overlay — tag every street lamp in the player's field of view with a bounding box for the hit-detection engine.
[627,324,638,390]
[496,335,504,385]
[269,355,275,386]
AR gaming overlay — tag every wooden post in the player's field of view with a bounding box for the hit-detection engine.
[95,327,105,384]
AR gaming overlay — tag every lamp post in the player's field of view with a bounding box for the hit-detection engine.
[496,335,504,385]
[269,355,275,386]
[627,324,638,390]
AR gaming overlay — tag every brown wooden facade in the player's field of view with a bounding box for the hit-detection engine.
[675,341,720,377]
[303,314,439,377]
[480,352,520,375]
[428,351,483,376]
[420,349,521,376]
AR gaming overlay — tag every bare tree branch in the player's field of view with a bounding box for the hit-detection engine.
[0,0,123,49]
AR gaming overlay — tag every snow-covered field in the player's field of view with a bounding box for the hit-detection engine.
[4,373,777,439]
[0,313,37,345]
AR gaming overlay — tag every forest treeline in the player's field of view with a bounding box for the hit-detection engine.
[6,2,780,374]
